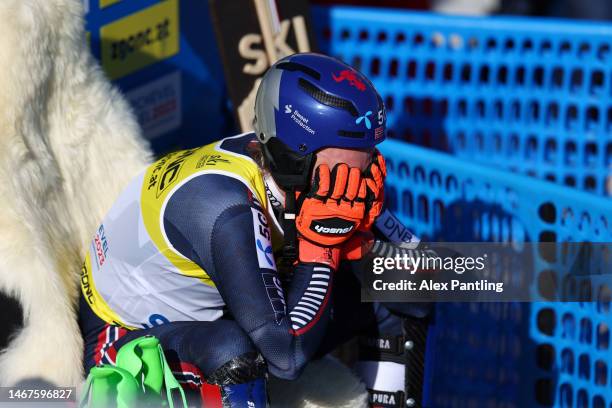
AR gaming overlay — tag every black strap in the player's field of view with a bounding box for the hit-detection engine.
[403,316,429,408]
[358,334,406,364]
[280,187,298,264]
[367,389,405,408]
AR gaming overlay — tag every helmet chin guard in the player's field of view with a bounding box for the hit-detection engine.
[259,136,316,265]
[260,136,315,191]
[257,135,311,265]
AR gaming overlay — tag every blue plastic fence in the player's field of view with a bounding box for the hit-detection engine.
[314,7,612,197]
[379,139,612,407]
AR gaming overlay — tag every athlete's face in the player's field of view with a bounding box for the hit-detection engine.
[312,147,374,180]
[262,146,374,209]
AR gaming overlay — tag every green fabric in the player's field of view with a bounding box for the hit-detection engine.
[81,335,188,408]
[79,366,140,408]
[116,335,164,394]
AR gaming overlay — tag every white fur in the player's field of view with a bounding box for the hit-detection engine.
[0,0,150,386]
[269,356,368,408]
[0,2,368,407]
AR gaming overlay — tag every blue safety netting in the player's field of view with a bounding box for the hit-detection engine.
[379,139,611,407]
[314,10,612,403]
[313,6,612,197]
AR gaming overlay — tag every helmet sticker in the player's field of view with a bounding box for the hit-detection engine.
[375,108,386,139]
[356,111,373,129]
[332,69,366,91]
[284,104,316,135]
[377,108,386,126]
[375,126,384,140]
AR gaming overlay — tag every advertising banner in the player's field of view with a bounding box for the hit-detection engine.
[84,0,231,153]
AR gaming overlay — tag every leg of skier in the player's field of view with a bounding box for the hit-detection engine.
[315,265,430,408]
[79,297,267,408]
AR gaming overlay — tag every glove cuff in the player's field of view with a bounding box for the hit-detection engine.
[298,238,341,270]
[340,230,375,261]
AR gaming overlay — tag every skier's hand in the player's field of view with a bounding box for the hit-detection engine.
[360,150,387,230]
[296,163,367,247]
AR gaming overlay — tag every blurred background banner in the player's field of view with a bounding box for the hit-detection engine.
[81,0,319,153]
[209,0,317,132]
[83,0,232,153]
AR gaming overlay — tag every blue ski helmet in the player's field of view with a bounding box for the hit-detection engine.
[254,52,386,189]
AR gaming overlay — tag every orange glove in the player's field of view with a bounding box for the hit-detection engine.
[298,238,341,270]
[296,163,367,247]
[340,230,375,261]
[361,150,387,230]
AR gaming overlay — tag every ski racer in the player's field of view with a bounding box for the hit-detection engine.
[79,53,424,407]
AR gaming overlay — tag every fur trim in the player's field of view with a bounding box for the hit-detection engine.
[269,357,368,408]
[0,0,150,386]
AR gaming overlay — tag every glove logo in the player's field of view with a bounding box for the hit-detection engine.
[310,218,355,236]
[284,104,292,114]
[356,111,373,129]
